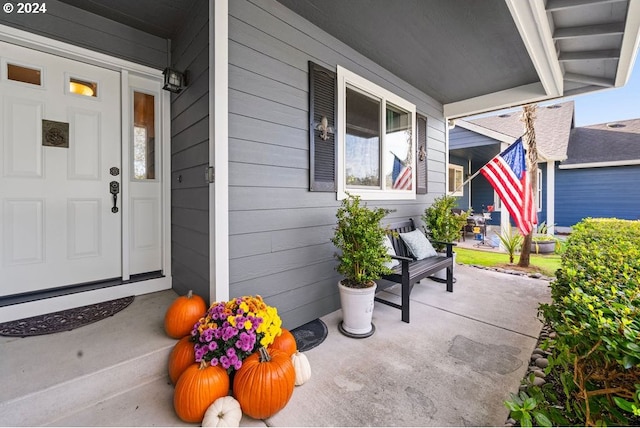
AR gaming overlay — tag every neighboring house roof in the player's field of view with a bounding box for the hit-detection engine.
[456,101,575,161]
[562,118,640,168]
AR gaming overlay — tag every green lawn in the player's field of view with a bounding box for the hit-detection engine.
[454,247,561,277]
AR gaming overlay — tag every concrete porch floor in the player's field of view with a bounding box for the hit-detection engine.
[0,264,551,426]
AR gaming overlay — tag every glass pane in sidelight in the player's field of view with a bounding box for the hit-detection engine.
[133,92,156,180]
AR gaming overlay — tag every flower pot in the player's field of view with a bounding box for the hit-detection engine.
[432,251,456,280]
[530,240,555,254]
[337,280,376,338]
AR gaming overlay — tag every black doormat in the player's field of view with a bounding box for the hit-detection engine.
[0,296,135,337]
[291,318,328,352]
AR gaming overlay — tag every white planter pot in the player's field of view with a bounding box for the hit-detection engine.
[337,280,376,338]
[432,251,456,280]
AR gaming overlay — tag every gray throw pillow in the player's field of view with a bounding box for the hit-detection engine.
[382,235,400,269]
[399,229,437,260]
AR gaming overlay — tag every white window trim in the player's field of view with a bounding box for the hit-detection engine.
[336,65,416,200]
[537,168,543,212]
[448,164,464,197]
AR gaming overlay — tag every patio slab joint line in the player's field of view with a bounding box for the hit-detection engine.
[378,289,541,340]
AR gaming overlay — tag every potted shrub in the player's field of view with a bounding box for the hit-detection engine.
[421,195,469,279]
[331,193,393,338]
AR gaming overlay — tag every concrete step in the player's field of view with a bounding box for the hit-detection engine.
[0,290,179,426]
[48,376,267,427]
[47,377,193,427]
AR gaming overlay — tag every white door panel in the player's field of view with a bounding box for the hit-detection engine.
[0,41,121,296]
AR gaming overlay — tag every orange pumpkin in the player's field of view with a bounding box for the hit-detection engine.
[168,336,196,385]
[164,290,207,339]
[233,347,295,419]
[174,362,229,423]
[268,328,297,357]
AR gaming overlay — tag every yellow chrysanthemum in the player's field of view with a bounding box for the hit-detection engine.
[227,315,236,326]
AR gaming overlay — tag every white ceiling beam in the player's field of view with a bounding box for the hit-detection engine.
[562,84,608,97]
[444,82,551,119]
[615,0,640,86]
[564,72,614,87]
[553,22,625,39]
[559,49,620,61]
[504,0,563,98]
[546,0,625,12]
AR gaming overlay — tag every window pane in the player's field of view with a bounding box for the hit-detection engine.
[133,92,155,180]
[7,63,41,86]
[385,103,412,190]
[537,169,542,210]
[345,87,380,187]
[69,77,97,97]
[448,166,463,194]
[448,168,456,193]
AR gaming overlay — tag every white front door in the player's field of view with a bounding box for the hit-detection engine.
[0,41,121,296]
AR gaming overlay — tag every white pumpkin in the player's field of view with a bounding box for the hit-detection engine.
[291,351,311,386]
[202,396,242,427]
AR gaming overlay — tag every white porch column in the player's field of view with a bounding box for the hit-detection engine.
[210,0,230,302]
[499,142,510,250]
[546,160,555,235]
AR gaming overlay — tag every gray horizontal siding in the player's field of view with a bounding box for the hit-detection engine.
[555,165,640,227]
[228,0,448,328]
[0,0,166,69]
[170,0,210,300]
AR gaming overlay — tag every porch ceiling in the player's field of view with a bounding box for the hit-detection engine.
[56,0,640,119]
[450,145,501,167]
[277,0,640,119]
[57,0,193,39]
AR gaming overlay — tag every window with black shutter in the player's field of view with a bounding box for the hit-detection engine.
[309,62,425,200]
[308,61,336,192]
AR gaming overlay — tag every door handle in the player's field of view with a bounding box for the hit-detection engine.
[110,181,119,213]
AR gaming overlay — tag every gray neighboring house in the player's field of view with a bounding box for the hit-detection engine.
[1,0,639,328]
[450,103,640,234]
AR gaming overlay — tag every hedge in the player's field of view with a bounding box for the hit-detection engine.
[539,218,640,425]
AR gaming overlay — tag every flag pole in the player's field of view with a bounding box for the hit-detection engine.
[448,135,525,196]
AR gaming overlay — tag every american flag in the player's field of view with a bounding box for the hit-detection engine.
[479,138,537,235]
[392,154,412,190]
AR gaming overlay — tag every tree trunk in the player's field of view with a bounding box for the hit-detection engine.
[518,104,538,268]
[519,233,532,267]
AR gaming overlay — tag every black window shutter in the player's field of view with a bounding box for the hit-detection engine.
[416,113,428,194]
[309,61,337,192]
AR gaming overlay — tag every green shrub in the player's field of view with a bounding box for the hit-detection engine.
[422,195,469,251]
[331,193,393,287]
[539,218,640,425]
